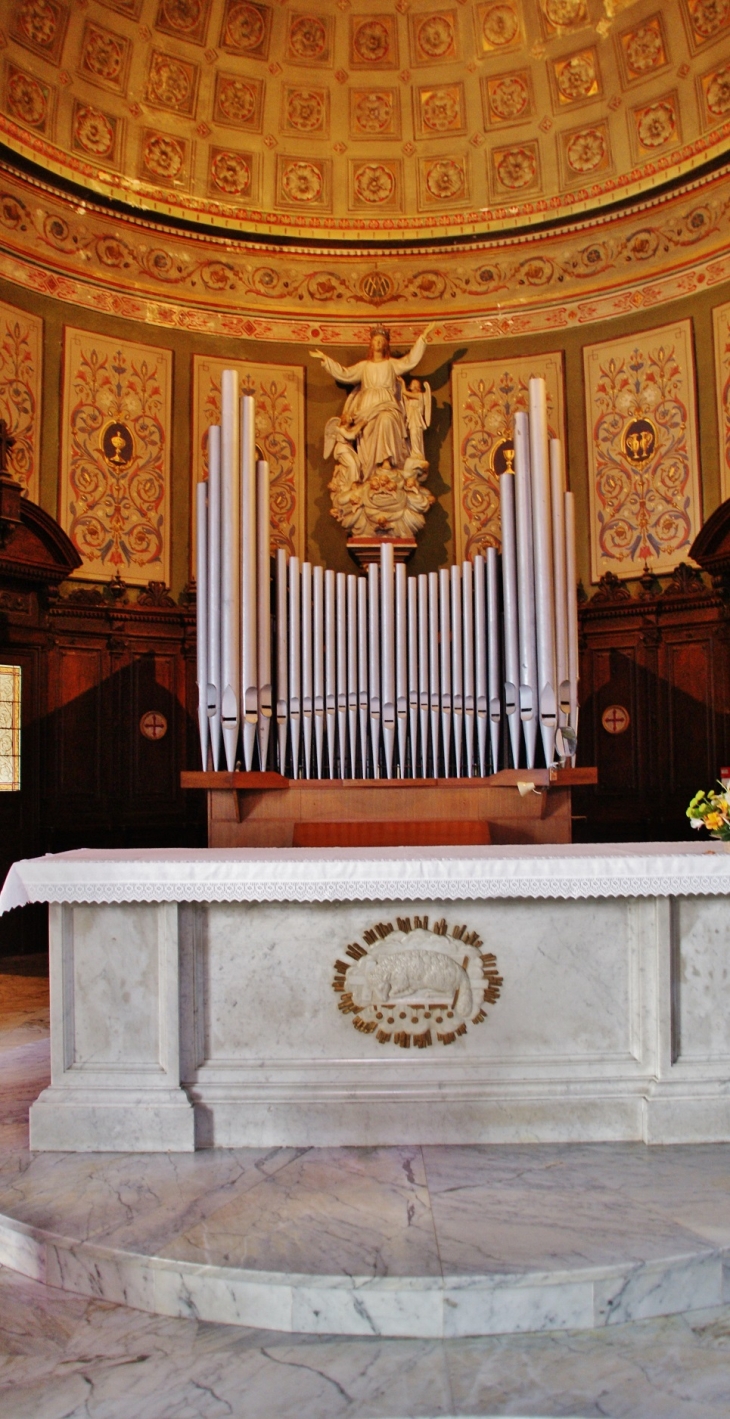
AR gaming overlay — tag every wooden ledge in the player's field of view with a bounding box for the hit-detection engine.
[181,771,289,791]
[181,767,597,792]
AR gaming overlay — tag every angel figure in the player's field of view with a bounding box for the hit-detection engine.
[311,324,436,540]
[402,377,432,468]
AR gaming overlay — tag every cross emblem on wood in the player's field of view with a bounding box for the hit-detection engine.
[601,704,630,735]
[139,710,168,741]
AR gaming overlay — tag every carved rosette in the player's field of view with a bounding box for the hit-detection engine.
[332,913,502,1048]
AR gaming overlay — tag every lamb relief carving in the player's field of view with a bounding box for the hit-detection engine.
[332,914,502,1048]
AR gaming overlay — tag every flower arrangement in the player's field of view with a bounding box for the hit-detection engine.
[687,786,730,840]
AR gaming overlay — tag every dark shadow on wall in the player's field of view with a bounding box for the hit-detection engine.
[0,654,206,958]
[573,648,730,843]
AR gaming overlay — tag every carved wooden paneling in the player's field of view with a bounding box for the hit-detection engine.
[576,575,730,840]
[580,643,642,798]
[663,635,717,797]
[48,646,105,801]
[129,651,181,805]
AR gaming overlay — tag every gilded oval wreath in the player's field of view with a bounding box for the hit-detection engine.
[332,913,502,1048]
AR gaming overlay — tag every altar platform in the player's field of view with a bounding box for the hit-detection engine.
[1,1053,729,1338]
[2,842,730,1160]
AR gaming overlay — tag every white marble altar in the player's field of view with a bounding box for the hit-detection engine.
[1,966,730,1347]
[2,844,730,1152]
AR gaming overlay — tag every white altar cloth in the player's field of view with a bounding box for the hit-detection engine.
[1,841,729,912]
[4,843,730,1153]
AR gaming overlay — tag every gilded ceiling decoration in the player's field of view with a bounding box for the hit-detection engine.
[1,0,730,240]
[1,154,729,341]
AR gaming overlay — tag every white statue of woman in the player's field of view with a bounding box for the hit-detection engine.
[311,324,436,540]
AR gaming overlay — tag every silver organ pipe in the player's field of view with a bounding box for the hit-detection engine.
[324,569,336,779]
[486,546,501,776]
[439,567,452,779]
[428,571,440,777]
[380,541,396,780]
[347,574,358,779]
[275,548,288,775]
[206,425,221,771]
[313,565,325,778]
[462,558,474,779]
[407,575,419,780]
[473,552,488,779]
[301,560,313,778]
[368,561,381,779]
[450,564,463,778]
[357,576,368,777]
[336,571,348,778]
[198,383,580,780]
[288,556,301,780]
[417,574,429,778]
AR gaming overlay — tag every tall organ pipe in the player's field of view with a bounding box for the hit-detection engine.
[462,559,474,779]
[565,490,580,751]
[473,553,488,779]
[428,572,440,777]
[528,378,557,767]
[206,425,221,771]
[418,575,429,778]
[407,576,419,779]
[486,546,501,777]
[450,564,463,778]
[275,548,288,775]
[240,395,257,771]
[499,472,521,769]
[313,565,325,777]
[219,370,240,770]
[514,411,538,770]
[195,480,208,771]
[550,439,570,725]
[325,569,336,777]
[301,560,313,778]
[288,556,301,779]
[347,575,358,779]
[368,562,381,778]
[357,576,368,777]
[439,567,452,779]
[380,542,395,779]
[396,561,408,777]
[336,571,348,777]
[255,458,271,771]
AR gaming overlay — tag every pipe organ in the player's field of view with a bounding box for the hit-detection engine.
[196,371,579,780]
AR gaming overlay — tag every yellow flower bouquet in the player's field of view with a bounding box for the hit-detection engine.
[687,786,730,840]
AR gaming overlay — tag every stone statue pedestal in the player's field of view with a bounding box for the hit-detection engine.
[347,536,417,569]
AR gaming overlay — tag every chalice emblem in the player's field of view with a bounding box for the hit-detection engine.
[101,422,133,468]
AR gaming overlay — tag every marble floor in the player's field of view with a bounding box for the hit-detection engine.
[2,1262,730,1418]
[1,960,730,1415]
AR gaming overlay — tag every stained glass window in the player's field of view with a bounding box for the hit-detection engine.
[0,666,21,792]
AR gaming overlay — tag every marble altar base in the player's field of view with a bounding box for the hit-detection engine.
[1,845,729,1153]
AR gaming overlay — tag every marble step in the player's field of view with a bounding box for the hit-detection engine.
[0,1206,725,1338]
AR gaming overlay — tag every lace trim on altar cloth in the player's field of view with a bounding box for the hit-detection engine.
[13,875,730,904]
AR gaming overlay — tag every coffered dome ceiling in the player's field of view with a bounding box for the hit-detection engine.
[2,0,730,241]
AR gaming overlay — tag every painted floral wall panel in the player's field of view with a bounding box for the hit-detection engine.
[584,319,701,582]
[0,300,42,503]
[192,357,306,564]
[60,328,172,585]
[713,300,730,503]
[451,353,565,562]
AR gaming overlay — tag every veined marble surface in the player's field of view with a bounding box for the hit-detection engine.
[1,1263,730,1419]
[4,1012,730,1337]
[0,976,730,1412]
